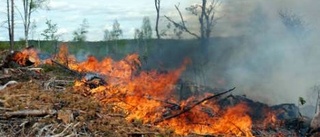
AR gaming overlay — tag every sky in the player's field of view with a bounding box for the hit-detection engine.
[0,0,319,41]
[0,0,200,41]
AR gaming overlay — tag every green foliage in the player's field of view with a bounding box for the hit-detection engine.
[29,0,49,11]
[73,19,89,42]
[110,20,122,40]
[0,42,10,50]
[299,97,306,105]
[41,19,59,41]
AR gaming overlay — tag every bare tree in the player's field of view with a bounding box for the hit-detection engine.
[165,0,220,49]
[154,0,161,40]
[7,0,14,52]
[22,0,48,47]
[164,0,221,85]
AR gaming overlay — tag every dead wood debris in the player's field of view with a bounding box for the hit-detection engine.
[0,50,315,136]
[0,109,57,119]
[154,87,235,124]
[0,80,166,137]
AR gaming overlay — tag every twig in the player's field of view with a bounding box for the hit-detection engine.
[154,87,235,124]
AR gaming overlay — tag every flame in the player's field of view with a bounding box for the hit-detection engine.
[262,109,279,129]
[49,44,280,136]
[11,48,41,66]
[158,102,253,136]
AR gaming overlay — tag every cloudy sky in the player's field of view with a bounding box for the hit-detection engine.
[0,0,201,41]
[1,0,319,41]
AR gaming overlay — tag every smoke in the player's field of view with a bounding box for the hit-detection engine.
[202,0,320,105]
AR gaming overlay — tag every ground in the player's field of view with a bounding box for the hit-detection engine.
[0,63,180,137]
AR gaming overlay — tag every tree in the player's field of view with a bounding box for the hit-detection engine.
[7,0,14,52]
[41,19,59,54]
[107,20,123,54]
[165,0,220,48]
[22,0,48,47]
[72,19,89,42]
[141,16,153,39]
[110,20,122,41]
[154,0,161,40]
[164,0,221,85]
[133,28,143,40]
[103,29,110,41]
[41,19,59,41]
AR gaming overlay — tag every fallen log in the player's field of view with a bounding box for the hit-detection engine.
[1,109,57,119]
[154,87,236,124]
[51,60,82,77]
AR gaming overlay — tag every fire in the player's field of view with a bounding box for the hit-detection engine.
[11,47,41,66]
[50,44,280,136]
[157,101,253,136]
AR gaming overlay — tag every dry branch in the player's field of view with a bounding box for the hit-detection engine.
[164,5,200,39]
[154,87,235,124]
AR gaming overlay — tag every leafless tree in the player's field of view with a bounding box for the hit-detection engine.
[7,0,14,52]
[22,0,48,47]
[164,0,221,85]
[154,0,161,40]
[165,0,220,46]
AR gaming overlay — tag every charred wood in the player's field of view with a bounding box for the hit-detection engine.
[154,87,235,124]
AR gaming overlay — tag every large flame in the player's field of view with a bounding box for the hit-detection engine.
[50,44,281,136]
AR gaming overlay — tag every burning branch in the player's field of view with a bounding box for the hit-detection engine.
[154,87,235,124]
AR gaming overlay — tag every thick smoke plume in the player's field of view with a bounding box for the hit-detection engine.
[201,0,320,106]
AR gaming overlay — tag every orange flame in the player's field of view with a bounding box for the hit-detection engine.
[11,48,41,66]
[51,44,280,136]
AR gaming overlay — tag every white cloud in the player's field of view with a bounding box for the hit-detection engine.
[0,0,201,41]
[57,28,68,36]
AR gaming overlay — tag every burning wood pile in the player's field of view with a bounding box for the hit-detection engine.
[1,46,40,68]
[0,44,318,136]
